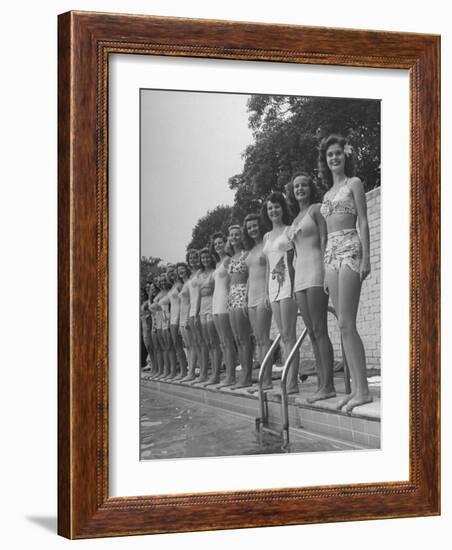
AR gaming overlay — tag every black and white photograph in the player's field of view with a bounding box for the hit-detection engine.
[139,89,381,460]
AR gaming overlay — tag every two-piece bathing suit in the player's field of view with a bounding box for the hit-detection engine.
[320,178,362,274]
[262,227,293,303]
[227,251,248,310]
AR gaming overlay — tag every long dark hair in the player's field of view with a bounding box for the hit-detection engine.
[286,171,320,216]
[199,247,216,271]
[209,231,227,263]
[318,134,356,189]
[261,191,292,229]
[186,248,200,270]
[242,213,265,250]
[227,224,244,255]
[175,262,191,284]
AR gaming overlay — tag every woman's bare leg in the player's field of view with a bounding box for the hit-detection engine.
[297,288,336,402]
[181,319,198,382]
[215,314,237,387]
[192,317,209,384]
[203,319,222,386]
[150,332,163,378]
[324,267,352,408]
[296,290,321,394]
[170,325,187,379]
[337,267,372,411]
[229,309,253,389]
[248,306,273,389]
[273,298,299,394]
[161,329,176,379]
[156,330,169,379]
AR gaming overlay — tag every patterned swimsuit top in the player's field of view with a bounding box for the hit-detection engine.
[228,250,248,275]
[320,179,357,218]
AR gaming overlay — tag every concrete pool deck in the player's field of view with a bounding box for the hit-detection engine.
[142,369,381,452]
[141,385,366,460]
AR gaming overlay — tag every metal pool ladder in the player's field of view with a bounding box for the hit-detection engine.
[256,306,351,447]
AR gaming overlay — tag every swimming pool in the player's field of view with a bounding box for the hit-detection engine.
[141,385,361,460]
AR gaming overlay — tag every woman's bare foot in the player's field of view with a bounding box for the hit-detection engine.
[306,389,336,404]
[202,376,220,387]
[180,374,196,383]
[336,392,355,410]
[191,376,208,385]
[231,376,253,390]
[343,394,373,413]
[216,378,236,389]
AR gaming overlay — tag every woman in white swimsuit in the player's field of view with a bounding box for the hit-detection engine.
[174,262,190,380]
[211,232,237,388]
[287,172,336,402]
[150,272,172,379]
[149,278,164,379]
[262,191,299,394]
[196,248,222,386]
[140,282,152,371]
[242,213,273,389]
[163,263,187,380]
[319,134,372,412]
[227,225,253,389]
[181,249,204,382]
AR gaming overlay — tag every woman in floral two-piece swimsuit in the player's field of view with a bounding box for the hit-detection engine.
[319,134,372,412]
[227,225,253,389]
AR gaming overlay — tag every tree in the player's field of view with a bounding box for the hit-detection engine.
[140,256,162,289]
[186,205,233,251]
[228,95,380,215]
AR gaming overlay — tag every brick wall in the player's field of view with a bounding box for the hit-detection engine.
[270,187,381,371]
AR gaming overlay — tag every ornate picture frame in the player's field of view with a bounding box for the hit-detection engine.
[58,11,440,538]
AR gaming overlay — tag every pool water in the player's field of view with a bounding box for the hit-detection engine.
[140,386,358,460]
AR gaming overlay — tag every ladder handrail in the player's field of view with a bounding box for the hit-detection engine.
[256,305,351,445]
[280,328,309,445]
[257,334,281,428]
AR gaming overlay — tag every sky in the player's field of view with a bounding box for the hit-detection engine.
[141,89,253,263]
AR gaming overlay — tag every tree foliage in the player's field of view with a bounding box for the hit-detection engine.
[186,94,380,253]
[186,205,233,252]
[228,95,380,217]
[140,255,162,290]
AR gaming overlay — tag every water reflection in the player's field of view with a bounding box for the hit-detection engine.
[141,387,354,460]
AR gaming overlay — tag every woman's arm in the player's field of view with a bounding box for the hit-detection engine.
[350,177,371,281]
[312,203,328,257]
[194,273,201,316]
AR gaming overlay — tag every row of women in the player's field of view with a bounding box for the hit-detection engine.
[141,135,373,412]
